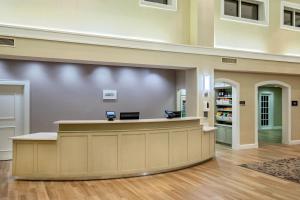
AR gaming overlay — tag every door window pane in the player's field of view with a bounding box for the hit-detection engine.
[225,0,239,17]
[241,1,259,20]
[284,10,294,26]
[296,12,300,27]
[145,0,168,4]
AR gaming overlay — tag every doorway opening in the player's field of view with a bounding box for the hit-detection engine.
[214,79,240,150]
[255,81,291,147]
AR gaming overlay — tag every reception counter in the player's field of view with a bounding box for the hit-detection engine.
[11,117,215,180]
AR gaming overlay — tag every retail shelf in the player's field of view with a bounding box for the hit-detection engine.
[216,97,232,99]
[216,119,232,123]
[216,109,232,112]
[215,123,232,127]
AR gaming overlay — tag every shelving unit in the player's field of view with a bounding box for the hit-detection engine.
[215,83,232,146]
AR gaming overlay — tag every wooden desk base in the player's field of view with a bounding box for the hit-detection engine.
[12,118,215,180]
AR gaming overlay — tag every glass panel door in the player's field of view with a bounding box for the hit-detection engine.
[260,95,269,127]
[259,93,273,129]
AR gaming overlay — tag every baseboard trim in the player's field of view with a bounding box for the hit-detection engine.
[238,143,258,149]
[290,140,300,145]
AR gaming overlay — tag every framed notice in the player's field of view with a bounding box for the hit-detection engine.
[103,90,117,100]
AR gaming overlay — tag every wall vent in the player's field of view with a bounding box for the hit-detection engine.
[222,57,237,64]
[0,37,15,47]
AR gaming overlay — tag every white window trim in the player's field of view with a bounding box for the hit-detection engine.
[140,0,177,11]
[280,1,300,32]
[221,0,269,26]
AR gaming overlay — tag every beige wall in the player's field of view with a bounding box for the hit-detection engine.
[190,0,215,46]
[214,0,300,56]
[215,71,300,145]
[1,0,300,55]
[0,0,190,44]
[1,37,300,133]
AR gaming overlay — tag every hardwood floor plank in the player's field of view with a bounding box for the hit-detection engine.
[1,144,300,200]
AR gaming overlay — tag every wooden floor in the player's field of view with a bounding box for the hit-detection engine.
[1,144,300,200]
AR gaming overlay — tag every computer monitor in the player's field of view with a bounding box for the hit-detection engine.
[120,112,140,120]
[173,111,182,118]
[165,110,181,119]
[106,111,116,121]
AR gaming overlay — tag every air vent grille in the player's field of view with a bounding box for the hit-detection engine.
[0,37,15,47]
[222,57,237,64]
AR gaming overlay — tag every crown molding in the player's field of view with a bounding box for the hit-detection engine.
[0,23,299,64]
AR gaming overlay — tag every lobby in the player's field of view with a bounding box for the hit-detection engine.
[0,0,300,199]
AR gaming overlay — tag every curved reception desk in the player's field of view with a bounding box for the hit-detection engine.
[11,117,216,180]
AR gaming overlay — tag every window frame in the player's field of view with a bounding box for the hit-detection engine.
[221,0,269,26]
[140,0,177,11]
[281,1,300,32]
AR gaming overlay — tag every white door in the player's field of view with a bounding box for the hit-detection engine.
[259,93,273,129]
[0,85,24,160]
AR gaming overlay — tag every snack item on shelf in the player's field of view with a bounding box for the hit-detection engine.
[216,98,232,105]
[215,112,232,122]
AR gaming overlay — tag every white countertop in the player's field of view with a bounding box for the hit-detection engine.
[10,132,57,141]
[203,126,218,132]
[9,126,213,141]
[54,117,202,125]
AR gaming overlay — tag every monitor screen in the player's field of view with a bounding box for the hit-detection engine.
[120,112,140,120]
[106,111,116,118]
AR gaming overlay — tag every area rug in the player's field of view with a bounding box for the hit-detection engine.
[240,157,300,184]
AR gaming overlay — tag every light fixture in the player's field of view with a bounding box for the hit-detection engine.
[203,75,210,97]
[204,75,210,91]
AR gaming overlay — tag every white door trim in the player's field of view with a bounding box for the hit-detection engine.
[255,80,291,145]
[215,78,240,150]
[0,80,30,134]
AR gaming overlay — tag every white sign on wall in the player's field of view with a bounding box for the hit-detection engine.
[103,90,117,100]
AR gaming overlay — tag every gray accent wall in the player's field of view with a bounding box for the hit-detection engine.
[0,59,177,132]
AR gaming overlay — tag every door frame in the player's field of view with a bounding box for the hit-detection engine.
[215,78,240,150]
[255,80,291,145]
[258,91,274,130]
[0,80,30,134]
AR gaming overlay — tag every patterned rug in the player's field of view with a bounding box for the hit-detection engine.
[240,157,300,184]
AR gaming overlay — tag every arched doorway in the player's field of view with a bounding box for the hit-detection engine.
[255,81,291,146]
[215,78,240,150]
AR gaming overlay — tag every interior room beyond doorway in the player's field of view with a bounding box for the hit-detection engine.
[258,85,282,146]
